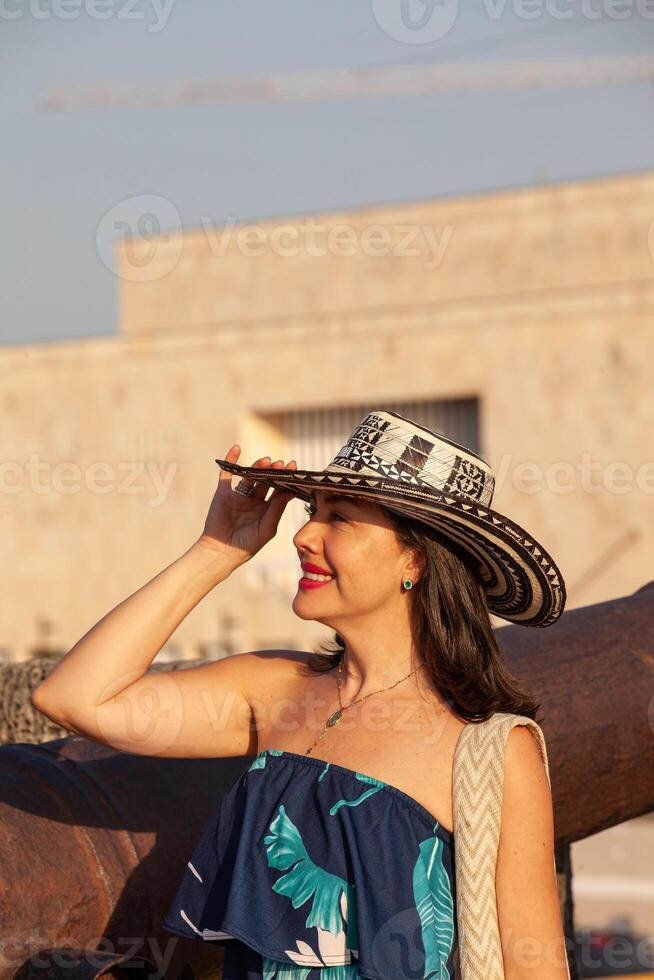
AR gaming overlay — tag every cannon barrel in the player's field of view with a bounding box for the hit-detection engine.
[0,736,243,978]
[498,580,654,843]
[1,584,653,977]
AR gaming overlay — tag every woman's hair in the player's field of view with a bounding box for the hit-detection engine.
[303,505,541,724]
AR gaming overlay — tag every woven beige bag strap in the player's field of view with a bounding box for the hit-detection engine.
[452,712,555,980]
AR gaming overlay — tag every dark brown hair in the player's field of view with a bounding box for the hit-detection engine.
[303,505,541,724]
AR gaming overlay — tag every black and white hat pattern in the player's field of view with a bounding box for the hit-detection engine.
[215,409,566,627]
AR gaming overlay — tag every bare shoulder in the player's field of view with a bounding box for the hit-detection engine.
[238,647,311,672]
[242,648,311,665]
[235,648,312,699]
[496,725,556,918]
[504,724,548,783]
[501,724,553,836]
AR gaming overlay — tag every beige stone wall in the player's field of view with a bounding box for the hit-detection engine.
[118,171,654,335]
[1,169,653,666]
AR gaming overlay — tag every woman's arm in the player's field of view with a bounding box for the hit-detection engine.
[31,449,298,757]
[30,539,255,756]
[496,726,571,979]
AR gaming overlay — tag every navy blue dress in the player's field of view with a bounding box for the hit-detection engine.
[163,747,458,979]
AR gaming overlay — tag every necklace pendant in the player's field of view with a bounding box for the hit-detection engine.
[326,709,342,727]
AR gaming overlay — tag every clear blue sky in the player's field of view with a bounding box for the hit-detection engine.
[1,0,653,346]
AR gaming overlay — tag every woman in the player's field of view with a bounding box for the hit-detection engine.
[32,410,569,980]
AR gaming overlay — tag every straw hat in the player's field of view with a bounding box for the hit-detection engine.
[215,409,566,627]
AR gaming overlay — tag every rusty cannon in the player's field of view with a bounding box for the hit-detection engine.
[0,583,653,979]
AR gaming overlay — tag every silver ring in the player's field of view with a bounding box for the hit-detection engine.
[235,480,256,497]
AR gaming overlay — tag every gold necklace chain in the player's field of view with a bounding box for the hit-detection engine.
[303,656,423,756]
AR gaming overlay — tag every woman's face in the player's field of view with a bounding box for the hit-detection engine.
[291,489,420,626]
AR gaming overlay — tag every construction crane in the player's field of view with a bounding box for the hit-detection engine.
[36,51,654,112]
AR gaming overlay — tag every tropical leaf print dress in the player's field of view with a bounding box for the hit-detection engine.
[163,748,458,979]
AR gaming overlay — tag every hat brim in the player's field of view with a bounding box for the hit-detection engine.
[215,458,566,628]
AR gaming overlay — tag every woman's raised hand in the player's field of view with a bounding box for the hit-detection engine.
[197,445,298,565]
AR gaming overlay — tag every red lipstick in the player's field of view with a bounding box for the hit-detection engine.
[299,561,335,590]
[301,562,334,575]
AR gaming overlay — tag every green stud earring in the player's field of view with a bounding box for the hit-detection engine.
[403,579,413,590]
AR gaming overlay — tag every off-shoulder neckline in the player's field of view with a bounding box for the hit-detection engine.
[254,747,454,841]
